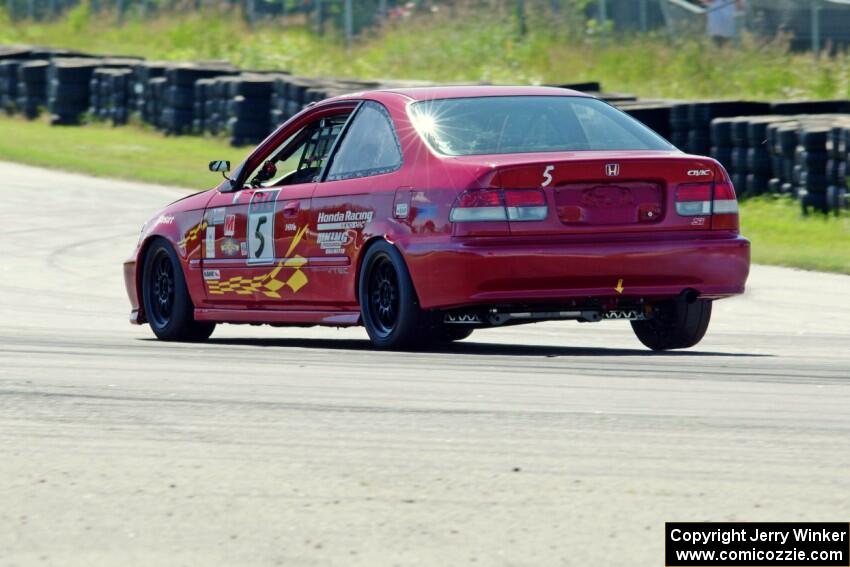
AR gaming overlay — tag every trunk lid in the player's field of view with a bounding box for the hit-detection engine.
[460,151,718,236]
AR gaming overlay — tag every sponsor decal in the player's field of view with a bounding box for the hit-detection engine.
[177,220,208,252]
[394,203,410,218]
[209,207,226,225]
[315,209,373,254]
[205,226,216,259]
[240,241,248,256]
[224,214,236,236]
[284,223,297,232]
[206,226,309,298]
[316,209,374,231]
[317,231,351,254]
[220,237,240,256]
[155,214,174,225]
[203,269,220,281]
[247,190,280,265]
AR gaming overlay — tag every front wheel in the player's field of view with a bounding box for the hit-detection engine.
[142,239,215,342]
[358,241,425,349]
[630,298,712,351]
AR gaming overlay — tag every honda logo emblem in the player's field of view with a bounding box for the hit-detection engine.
[605,163,620,177]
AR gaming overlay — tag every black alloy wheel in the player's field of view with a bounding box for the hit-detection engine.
[142,239,215,342]
[146,248,176,329]
[367,255,400,339]
[358,240,425,349]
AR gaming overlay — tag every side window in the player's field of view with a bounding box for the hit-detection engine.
[325,102,403,181]
[247,113,350,188]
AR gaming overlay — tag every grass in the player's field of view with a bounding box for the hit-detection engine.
[3,6,850,101]
[740,197,850,275]
[1,116,847,274]
[0,116,243,188]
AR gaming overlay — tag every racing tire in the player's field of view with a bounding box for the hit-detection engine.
[631,298,712,351]
[358,240,426,350]
[142,239,215,342]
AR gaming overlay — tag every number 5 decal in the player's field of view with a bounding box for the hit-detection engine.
[247,189,279,265]
[253,215,267,258]
[542,165,554,187]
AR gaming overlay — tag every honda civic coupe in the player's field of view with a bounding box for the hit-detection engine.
[124,86,750,350]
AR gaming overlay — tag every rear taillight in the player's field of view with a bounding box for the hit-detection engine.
[450,189,548,222]
[711,181,739,230]
[450,189,505,222]
[712,182,739,214]
[675,180,739,231]
[675,184,713,216]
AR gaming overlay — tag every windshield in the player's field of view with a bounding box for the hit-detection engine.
[408,95,673,156]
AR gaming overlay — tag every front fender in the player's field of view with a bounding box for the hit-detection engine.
[125,192,214,324]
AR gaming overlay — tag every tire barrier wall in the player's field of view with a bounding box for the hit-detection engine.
[1,44,848,214]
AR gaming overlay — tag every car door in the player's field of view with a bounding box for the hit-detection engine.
[310,100,405,309]
[200,109,353,310]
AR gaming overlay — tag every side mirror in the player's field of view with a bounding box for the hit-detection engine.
[209,160,231,173]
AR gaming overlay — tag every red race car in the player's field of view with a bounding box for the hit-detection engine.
[124,86,750,350]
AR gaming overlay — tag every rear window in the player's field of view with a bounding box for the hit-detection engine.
[408,95,673,156]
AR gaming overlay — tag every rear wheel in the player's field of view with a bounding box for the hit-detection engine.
[631,298,712,351]
[358,241,425,349]
[142,239,215,342]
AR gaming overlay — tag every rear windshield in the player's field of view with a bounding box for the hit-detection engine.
[408,95,673,156]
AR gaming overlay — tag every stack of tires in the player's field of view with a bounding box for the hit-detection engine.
[193,78,215,133]
[767,121,799,195]
[709,117,735,174]
[133,62,171,125]
[618,101,675,141]
[105,68,134,125]
[271,76,323,127]
[47,58,100,125]
[0,60,20,114]
[795,125,831,214]
[17,60,49,119]
[827,124,850,214]
[145,77,168,129]
[743,116,789,196]
[202,75,239,136]
[671,101,771,154]
[770,100,850,116]
[90,68,115,121]
[225,75,275,146]
[162,64,236,135]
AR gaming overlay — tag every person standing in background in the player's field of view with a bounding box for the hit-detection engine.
[702,0,744,45]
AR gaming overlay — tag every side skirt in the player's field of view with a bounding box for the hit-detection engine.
[195,308,361,327]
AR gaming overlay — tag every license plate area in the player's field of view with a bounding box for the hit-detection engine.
[555,182,663,226]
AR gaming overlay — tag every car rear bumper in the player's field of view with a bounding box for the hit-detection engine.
[402,233,751,310]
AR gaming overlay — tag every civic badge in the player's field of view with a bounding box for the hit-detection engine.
[605,163,620,177]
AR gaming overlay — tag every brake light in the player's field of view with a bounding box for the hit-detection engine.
[712,182,739,214]
[450,189,506,222]
[711,181,739,231]
[675,184,712,216]
[504,189,548,221]
[451,189,548,222]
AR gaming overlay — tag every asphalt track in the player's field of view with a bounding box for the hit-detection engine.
[1,161,849,567]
